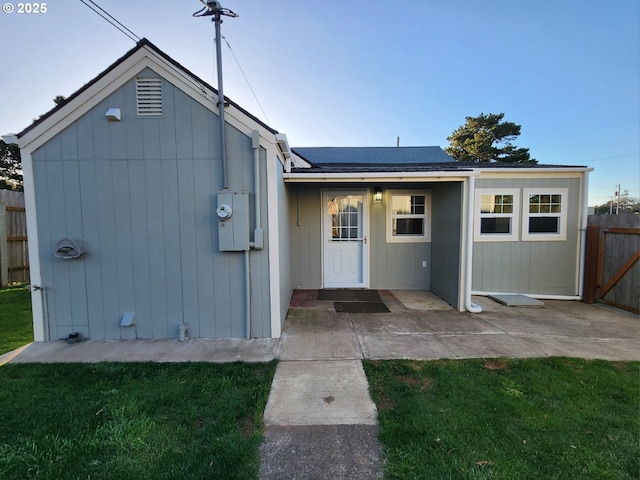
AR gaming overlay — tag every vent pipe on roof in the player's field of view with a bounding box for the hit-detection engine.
[396,136,400,147]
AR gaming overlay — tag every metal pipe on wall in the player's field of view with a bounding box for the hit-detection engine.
[251,130,263,249]
[214,10,228,190]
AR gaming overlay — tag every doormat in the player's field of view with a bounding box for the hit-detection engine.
[334,301,390,313]
[318,289,382,302]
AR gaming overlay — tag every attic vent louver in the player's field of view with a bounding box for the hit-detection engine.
[136,77,162,116]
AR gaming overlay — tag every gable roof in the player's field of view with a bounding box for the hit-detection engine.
[18,38,278,140]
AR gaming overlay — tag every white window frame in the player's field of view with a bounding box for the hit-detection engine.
[474,188,520,242]
[522,188,568,241]
[386,190,431,243]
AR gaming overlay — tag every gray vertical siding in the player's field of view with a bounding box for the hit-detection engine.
[289,183,432,290]
[473,177,581,296]
[31,69,271,340]
[369,185,431,290]
[289,184,323,288]
[430,183,463,308]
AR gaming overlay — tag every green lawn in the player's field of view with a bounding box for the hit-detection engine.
[364,358,640,479]
[0,362,276,480]
[0,285,33,355]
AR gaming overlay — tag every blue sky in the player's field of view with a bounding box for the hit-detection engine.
[1,0,638,206]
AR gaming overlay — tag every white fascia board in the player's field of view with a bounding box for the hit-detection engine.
[19,45,279,153]
[283,170,477,182]
[20,47,157,152]
[476,167,593,179]
[291,152,312,169]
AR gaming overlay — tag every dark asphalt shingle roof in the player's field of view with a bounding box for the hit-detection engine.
[291,147,586,173]
[293,146,455,165]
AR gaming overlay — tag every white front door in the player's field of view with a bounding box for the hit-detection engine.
[322,190,369,288]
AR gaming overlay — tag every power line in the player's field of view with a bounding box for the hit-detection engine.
[79,0,140,43]
[220,35,272,126]
[560,152,639,164]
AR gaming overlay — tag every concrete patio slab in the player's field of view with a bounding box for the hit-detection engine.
[392,290,454,310]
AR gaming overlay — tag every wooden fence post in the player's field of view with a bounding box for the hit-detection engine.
[583,225,600,304]
[0,203,7,288]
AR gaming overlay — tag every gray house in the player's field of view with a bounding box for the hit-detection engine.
[17,40,592,342]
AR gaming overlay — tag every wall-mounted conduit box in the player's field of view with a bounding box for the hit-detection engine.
[217,191,250,251]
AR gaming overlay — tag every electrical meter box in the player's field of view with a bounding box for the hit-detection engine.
[217,191,250,251]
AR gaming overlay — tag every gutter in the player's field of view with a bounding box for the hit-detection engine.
[283,170,477,182]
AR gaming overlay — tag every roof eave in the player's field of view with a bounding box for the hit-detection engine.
[283,170,479,182]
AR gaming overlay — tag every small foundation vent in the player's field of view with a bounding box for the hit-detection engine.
[136,77,162,116]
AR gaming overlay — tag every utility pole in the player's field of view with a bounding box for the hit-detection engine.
[615,184,620,214]
[193,1,238,190]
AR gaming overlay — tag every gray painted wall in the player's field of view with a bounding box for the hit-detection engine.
[289,183,432,291]
[31,69,271,340]
[430,183,463,308]
[369,185,431,290]
[472,177,581,296]
[289,184,323,288]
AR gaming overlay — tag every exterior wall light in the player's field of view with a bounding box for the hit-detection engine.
[374,187,383,202]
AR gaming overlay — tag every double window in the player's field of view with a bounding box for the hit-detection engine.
[522,188,568,241]
[386,191,431,243]
[475,188,568,242]
[475,189,519,241]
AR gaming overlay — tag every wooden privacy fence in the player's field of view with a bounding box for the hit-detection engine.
[0,191,29,287]
[584,215,639,314]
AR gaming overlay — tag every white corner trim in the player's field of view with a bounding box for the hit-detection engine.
[265,142,282,338]
[20,150,45,341]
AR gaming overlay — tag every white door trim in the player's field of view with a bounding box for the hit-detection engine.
[321,189,370,288]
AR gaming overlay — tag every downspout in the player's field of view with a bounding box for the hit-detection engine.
[243,130,264,340]
[465,173,483,313]
[576,169,591,299]
[245,250,251,339]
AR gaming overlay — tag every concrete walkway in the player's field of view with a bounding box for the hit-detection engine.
[2,291,638,479]
[260,360,382,479]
